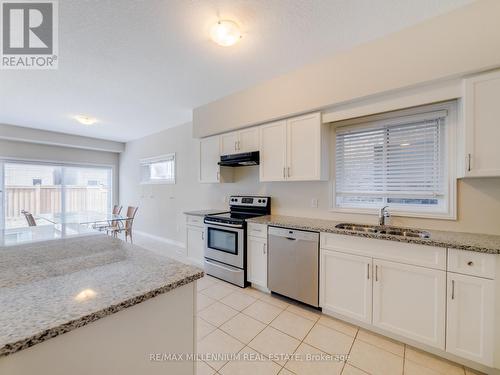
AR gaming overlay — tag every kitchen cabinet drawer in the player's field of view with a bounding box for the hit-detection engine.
[320,233,446,270]
[447,249,496,279]
[186,215,204,227]
[247,223,267,238]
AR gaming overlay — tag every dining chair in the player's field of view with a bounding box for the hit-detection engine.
[110,206,138,243]
[21,210,37,227]
[93,205,123,231]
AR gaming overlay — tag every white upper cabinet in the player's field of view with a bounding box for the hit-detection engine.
[286,112,327,181]
[259,120,287,181]
[220,128,260,155]
[199,136,233,183]
[260,112,328,182]
[238,127,260,153]
[446,272,495,366]
[462,70,500,177]
[220,132,239,155]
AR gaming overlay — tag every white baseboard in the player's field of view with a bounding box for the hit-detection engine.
[134,230,186,249]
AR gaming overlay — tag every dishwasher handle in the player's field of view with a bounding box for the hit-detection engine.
[268,226,319,242]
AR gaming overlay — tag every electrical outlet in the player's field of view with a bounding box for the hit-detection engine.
[311,198,318,208]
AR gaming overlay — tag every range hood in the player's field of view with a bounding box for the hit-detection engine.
[218,151,259,167]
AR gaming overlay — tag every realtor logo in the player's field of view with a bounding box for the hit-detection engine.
[1,0,58,69]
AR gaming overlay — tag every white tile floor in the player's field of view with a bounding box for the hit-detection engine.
[133,233,486,375]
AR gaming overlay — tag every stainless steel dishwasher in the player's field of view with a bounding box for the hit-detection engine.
[268,226,320,307]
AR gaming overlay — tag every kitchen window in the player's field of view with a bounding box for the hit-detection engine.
[140,153,176,184]
[333,102,456,218]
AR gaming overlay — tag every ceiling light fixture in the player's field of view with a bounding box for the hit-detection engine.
[74,114,98,125]
[210,20,241,47]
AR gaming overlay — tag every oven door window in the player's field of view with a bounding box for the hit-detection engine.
[207,227,238,255]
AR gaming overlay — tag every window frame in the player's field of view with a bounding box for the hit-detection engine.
[329,101,457,220]
[140,153,176,185]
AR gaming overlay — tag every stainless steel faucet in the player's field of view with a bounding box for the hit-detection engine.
[379,206,390,226]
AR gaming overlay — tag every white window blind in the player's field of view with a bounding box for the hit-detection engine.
[140,153,176,184]
[335,111,447,212]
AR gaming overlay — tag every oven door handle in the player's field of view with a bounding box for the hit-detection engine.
[205,221,244,228]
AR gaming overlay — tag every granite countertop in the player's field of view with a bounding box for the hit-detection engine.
[248,215,500,254]
[184,209,228,217]
[0,234,203,357]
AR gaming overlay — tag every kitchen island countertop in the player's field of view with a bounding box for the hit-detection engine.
[0,234,203,357]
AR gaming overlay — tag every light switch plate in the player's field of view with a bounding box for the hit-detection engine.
[311,198,318,208]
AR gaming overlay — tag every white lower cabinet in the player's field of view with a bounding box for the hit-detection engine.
[247,235,267,288]
[446,272,495,366]
[372,259,446,349]
[186,224,205,267]
[320,250,372,323]
[319,232,498,369]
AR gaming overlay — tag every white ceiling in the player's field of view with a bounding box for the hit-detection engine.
[0,0,474,142]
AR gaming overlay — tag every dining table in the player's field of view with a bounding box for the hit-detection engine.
[35,211,131,226]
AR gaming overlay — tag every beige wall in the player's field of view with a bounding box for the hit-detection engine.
[193,0,500,138]
[119,122,500,247]
[0,139,120,205]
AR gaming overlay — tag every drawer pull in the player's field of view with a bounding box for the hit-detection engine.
[451,279,455,300]
[467,261,474,266]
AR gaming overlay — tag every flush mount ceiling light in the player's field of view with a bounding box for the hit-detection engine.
[74,114,98,125]
[210,20,241,47]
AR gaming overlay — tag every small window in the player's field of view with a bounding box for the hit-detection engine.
[333,103,455,218]
[140,153,176,184]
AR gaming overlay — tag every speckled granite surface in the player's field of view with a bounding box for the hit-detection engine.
[184,209,228,217]
[0,234,203,357]
[248,215,500,254]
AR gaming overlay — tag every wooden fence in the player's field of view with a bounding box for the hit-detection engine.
[5,186,109,222]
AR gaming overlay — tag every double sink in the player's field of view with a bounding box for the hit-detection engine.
[335,223,431,239]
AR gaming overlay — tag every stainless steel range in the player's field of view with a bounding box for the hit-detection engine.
[204,196,271,287]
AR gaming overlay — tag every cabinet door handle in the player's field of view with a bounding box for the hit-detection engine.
[238,141,241,151]
[263,243,266,255]
[287,167,290,178]
[451,279,455,300]
[375,265,378,282]
[202,232,204,240]
[367,263,370,279]
[467,153,472,172]
[235,141,237,151]
[283,167,285,179]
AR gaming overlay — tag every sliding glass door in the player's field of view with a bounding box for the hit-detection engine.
[63,166,112,215]
[1,161,112,229]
